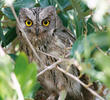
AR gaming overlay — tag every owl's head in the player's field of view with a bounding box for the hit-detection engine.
[18,6,63,38]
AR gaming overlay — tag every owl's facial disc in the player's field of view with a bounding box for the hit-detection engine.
[36,6,57,36]
[35,17,51,36]
[36,27,39,36]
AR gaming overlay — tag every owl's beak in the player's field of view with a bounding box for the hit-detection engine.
[36,28,39,36]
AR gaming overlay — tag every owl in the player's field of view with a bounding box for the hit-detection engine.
[16,6,96,100]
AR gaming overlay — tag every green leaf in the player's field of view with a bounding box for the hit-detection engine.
[58,12,68,27]
[0,22,6,44]
[14,52,37,97]
[56,0,70,9]
[94,52,110,88]
[71,35,84,57]
[73,11,84,38]
[25,99,34,100]
[70,0,90,19]
[86,17,95,35]
[0,0,4,9]
[39,0,50,7]
[71,32,110,58]
[2,27,17,47]
[2,0,36,20]
[13,0,36,8]
[0,55,15,100]
[0,96,3,100]
[1,7,19,20]
[9,54,17,61]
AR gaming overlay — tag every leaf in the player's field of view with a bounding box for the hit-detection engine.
[0,55,15,100]
[9,54,17,61]
[58,12,68,27]
[70,0,91,19]
[13,0,36,8]
[2,27,17,47]
[0,22,6,44]
[2,0,36,20]
[1,7,19,20]
[25,99,34,100]
[71,35,84,57]
[14,52,37,97]
[71,32,110,58]
[68,22,75,34]
[73,11,84,38]
[94,52,110,88]
[86,17,95,35]
[0,0,4,9]
[39,0,50,7]
[56,0,70,9]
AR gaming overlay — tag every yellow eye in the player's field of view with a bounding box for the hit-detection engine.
[25,19,33,27]
[42,19,50,26]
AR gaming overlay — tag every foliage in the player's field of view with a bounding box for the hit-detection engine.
[0,52,37,100]
[0,0,110,100]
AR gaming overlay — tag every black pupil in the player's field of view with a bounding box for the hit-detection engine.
[44,20,48,24]
[27,21,31,24]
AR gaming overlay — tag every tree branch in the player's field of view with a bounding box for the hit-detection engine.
[57,66,105,100]
[10,5,46,68]
[11,73,24,100]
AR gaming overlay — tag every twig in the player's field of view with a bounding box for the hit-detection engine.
[57,5,73,13]
[0,20,10,23]
[37,58,82,77]
[37,59,63,77]
[96,46,107,56]
[11,73,24,100]
[37,57,104,100]
[10,5,46,68]
[0,45,24,100]
[36,49,60,60]
[57,66,105,100]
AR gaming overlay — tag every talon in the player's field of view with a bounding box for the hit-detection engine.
[86,83,93,88]
[78,74,83,79]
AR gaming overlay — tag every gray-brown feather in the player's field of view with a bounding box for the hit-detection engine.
[16,6,95,100]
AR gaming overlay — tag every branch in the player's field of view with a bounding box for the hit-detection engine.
[37,57,104,100]
[57,5,73,13]
[10,5,46,68]
[57,66,105,100]
[11,73,24,100]
[37,59,63,77]
[37,58,82,77]
[0,45,24,100]
[0,20,10,23]
[96,46,107,56]
[36,49,60,60]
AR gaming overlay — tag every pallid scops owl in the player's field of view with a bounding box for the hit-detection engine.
[16,6,96,100]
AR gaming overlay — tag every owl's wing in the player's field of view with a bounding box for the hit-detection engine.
[62,27,76,41]
[54,27,76,48]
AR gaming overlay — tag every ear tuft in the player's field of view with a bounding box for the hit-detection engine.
[19,8,30,15]
[44,6,56,14]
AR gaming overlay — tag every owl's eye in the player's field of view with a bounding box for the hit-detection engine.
[25,19,33,27]
[42,19,50,27]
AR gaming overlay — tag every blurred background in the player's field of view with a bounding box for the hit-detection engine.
[0,0,110,100]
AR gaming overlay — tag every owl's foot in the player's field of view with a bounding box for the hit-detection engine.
[86,83,93,88]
